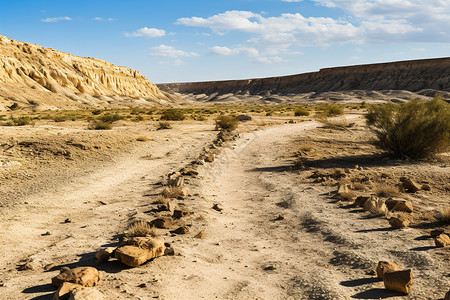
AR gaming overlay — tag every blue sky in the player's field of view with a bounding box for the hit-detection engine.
[1,0,449,83]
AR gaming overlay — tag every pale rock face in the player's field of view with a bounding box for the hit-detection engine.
[0,35,173,109]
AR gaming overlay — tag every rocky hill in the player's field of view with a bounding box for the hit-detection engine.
[158,58,450,104]
[0,35,177,110]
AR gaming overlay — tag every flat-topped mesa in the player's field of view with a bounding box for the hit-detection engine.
[0,35,172,109]
[158,57,450,102]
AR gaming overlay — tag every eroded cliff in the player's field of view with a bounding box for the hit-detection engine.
[158,58,450,103]
[0,35,176,110]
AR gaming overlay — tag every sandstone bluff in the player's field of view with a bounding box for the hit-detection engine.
[0,35,175,110]
[158,57,450,104]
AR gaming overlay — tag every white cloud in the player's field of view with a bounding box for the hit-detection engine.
[41,16,72,23]
[150,44,199,58]
[93,17,114,22]
[125,27,166,38]
[209,46,259,57]
[253,56,284,64]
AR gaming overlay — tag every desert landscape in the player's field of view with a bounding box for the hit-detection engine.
[0,30,449,300]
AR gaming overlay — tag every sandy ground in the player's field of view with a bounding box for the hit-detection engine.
[0,116,448,299]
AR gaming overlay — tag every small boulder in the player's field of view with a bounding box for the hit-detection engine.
[168,172,184,187]
[149,217,172,229]
[430,229,446,238]
[69,287,103,300]
[434,234,450,248]
[51,267,102,287]
[376,261,403,279]
[236,115,252,121]
[205,154,215,163]
[115,237,165,267]
[421,184,431,191]
[194,231,206,239]
[53,282,82,300]
[385,198,413,213]
[389,216,410,228]
[95,247,115,262]
[171,226,189,235]
[212,203,223,212]
[400,177,420,193]
[364,197,387,215]
[172,209,191,219]
[444,289,450,300]
[354,196,370,207]
[383,269,413,294]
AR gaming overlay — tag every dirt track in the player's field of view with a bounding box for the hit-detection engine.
[0,119,448,299]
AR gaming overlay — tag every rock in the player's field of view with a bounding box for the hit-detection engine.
[64,218,72,223]
[376,261,403,279]
[171,226,189,235]
[385,198,413,213]
[95,247,115,262]
[44,263,56,271]
[180,166,198,177]
[434,234,450,248]
[168,172,184,187]
[115,237,165,267]
[157,201,175,213]
[354,196,370,207]
[212,203,223,212]
[164,247,175,256]
[172,209,192,219]
[149,217,172,229]
[444,289,450,300]
[400,177,420,193]
[421,184,431,191]
[337,184,350,195]
[383,269,413,294]
[236,115,252,121]
[389,216,410,228]
[51,267,102,287]
[17,262,33,271]
[68,287,103,300]
[430,229,446,237]
[53,282,82,300]
[364,197,387,215]
[194,231,206,239]
[205,154,215,163]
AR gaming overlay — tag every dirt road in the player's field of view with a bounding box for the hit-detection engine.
[1,120,448,299]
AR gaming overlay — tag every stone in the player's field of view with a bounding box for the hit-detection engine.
[149,217,172,229]
[385,198,413,213]
[363,197,387,215]
[171,226,189,235]
[194,231,206,239]
[51,267,102,287]
[430,229,446,237]
[444,289,450,300]
[212,203,223,212]
[421,184,431,191]
[95,247,115,262]
[389,216,410,228]
[180,166,198,177]
[53,282,82,300]
[68,287,103,300]
[115,237,165,267]
[376,261,403,279]
[172,209,191,219]
[157,201,175,214]
[236,115,252,121]
[354,196,370,207]
[434,234,450,248]
[205,154,215,163]
[17,262,33,271]
[383,269,413,294]
[168,172,184,187]
[400,177,420,193]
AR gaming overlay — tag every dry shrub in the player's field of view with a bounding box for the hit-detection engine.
[338,191,356,201]
[353,182,367,191]
[88,121,112,130]
[366,96,450,159]
[158,121,172,130]
[294,107,310,116]
[127,221,158,237]
[160,109,185,121]
[317,103,344,117]
[216,115,239,131]
[320,118,349,130]
[299,144,313,153]
[136,136,149,142]
[154,195,170,205]
[439,207,450,224]
[375,183,401,197]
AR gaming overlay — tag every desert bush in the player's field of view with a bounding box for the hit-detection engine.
[160,108,185,121]
[53,116,67,122]
[294,107,310,116]
[215,115,239,131]
[366,97,450,159]
[439,207,450,225]
[99,113,123,123]
[158,121,172,130]
[375,183,400,197]
[127,220,158,237]
[89,121,112,130]
[6,116,34,126]
[91,109,102,115]
[318,103,344,117]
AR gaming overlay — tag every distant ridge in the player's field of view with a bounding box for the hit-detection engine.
[158,57,450,103]
[0,35,177,110]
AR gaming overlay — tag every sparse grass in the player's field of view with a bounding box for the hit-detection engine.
[88,121,112,130]
[215,115,239,131]
[320,118,349,130]
[160,108,185,121]
[99,113,124,123]
[158,121,172,130]
[375,183,401,197]
[136,136,149,142]
[52,116,67,122]
[6,116,34,126]
[366,96,450,159]
[127,221,158,237]
[353,182,367,191]
[92,109,102,115]
[154,195,170,205]
[294,107,310,116]
[317,103,344,117]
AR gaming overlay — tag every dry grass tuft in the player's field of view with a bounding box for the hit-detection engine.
[338,191,356,201]
[352,182,367,191]
[127,220,159,237]
[439,207,450,224]
[375,183,401,198]
[154,195,170,205]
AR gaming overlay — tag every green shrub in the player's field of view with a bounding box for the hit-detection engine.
[294,107,310,116]
[318,103,344,117]
[53,116,67,122]
[6,116,33,126]
[366,96,450,159]
[92,109,102,115]
[215,115,239,131]
[88,121,112,130]
[160,109,185,121]
[99,113,123,123]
